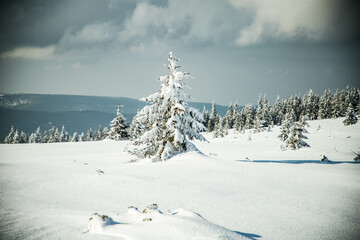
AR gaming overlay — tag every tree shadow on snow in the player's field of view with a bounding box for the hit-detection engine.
[234,231,262,239]
[236,160,360,164]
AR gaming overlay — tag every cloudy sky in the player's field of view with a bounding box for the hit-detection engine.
[0,0,359,105]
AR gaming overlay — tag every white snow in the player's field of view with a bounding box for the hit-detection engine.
[0,117,359,239]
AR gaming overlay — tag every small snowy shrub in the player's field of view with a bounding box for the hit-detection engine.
[343,103,358,126]
[279,120,310,150]
[353,150,360,161]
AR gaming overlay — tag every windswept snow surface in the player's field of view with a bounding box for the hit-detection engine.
[0,118,359,239]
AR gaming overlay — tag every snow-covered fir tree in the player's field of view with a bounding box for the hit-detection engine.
[20,131,28,143]
[223,103,233,130]
[213,117,227,138]
[243,104,254,130]
[94,125,103,141]
[28,127,42,143]
[59,126,69,142]
[128,52,206,161]
[302,89,319,120]
[278,119,291,143]
[280,120,310,150]
[53,128,60,142]
[343,103,358,126]
[272,95,283,125]
[86,128,93,141]
[207,100,218,132]
[201,106,210,128]
[4,126,15,144]
[102,127,109,139]
[109,106,130,140]
[79,132,85,142]
[71,132,79,142]
[42,130,49,143]
[129,111,145,140]
[12,129,21,144]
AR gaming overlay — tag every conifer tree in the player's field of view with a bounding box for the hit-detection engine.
[86,128,93,141]
[201,106,209,129]
[223,103,233,129]
[343,103,358,126]
[20,131,28,143]
[12,129,21,144]
[53,128,60,142]
[109,106,130,140]
[42,130,49,143]
[207,100,218,132]
[284,122,310,150]
[128,52,206,161]
[79,132,85,142]
[71,132,79,142]
[59,126,69,142]
[213,117,227,138]
[272,95,283,125]
[94,125,103,141]
[102,127,109,139]
[4,126,15,144]
[29,127,42,143]
[129,112,145,140]
[243,104,254,129]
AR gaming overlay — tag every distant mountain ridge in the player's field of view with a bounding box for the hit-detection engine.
[0,93,229,141]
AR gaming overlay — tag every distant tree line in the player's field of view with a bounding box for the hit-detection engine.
[202,86,359,149]
[3,106,130,144]
[3,86,359,149]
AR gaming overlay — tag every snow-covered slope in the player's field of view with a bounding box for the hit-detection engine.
[0,118,359,240]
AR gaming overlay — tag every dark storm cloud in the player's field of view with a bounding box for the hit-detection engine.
[0,0,137,52]
[0,0,359,105]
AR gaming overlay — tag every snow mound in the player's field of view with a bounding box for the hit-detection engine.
[86,204,249,239]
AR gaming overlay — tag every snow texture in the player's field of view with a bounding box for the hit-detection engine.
[0,118,359,240]
[85,204,249,239]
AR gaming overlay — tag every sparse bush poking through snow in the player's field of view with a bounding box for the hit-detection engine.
[353,149,360,161]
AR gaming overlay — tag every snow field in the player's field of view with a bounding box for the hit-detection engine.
[0,118,359,239]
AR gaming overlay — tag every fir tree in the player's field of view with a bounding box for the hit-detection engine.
[223,103,233,129]
[280,121,310,150]
[59,126,69,142]
[128,52,206,161]
[86,128,93,141]
[201,106,210,129]
[243,104,254,129]
[213,117,227,138]
[4,126,15,144]
[20,131,28,143]
[109,106,130,140]
[207,100,217,132]
[29,127,42,143]
[42,130,49,143]
[94,125,103,141]
[12,129,21,144]
[79,132,85,142]
[102,127,109,139]
[71,132,79,142]
[278,119,291,143]
[343,103,358,126]
[53,128,60,142]
[129,111,145,140]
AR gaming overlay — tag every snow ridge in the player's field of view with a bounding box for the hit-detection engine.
[85,204,250,240]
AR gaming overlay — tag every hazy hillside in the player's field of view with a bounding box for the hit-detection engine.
[0,94,229,140]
